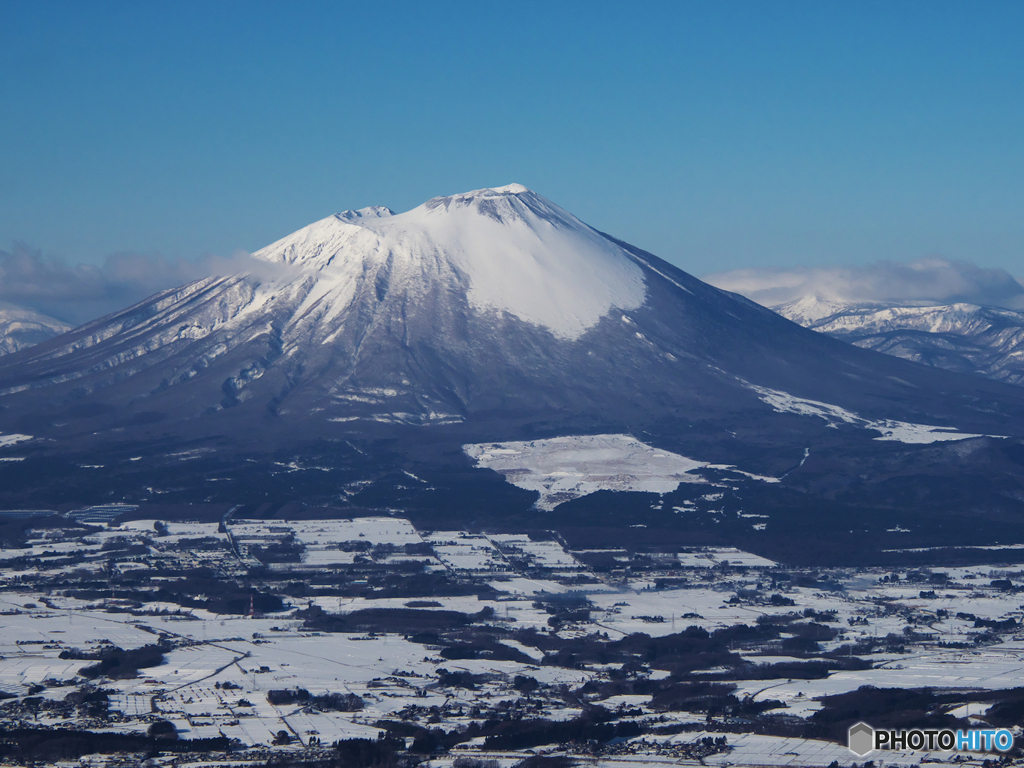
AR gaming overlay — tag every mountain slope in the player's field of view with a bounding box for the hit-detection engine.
[3,185,1022,434]
[774,297,1024,386]
[0,302,72,355]
[1,185,1024,559]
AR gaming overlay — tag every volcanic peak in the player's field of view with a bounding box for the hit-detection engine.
[249,185,647,340]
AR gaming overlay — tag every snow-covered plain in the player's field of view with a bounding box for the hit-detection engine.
[230,517,434,570]
[3,517,1024,766]
[424,531,509,574]
[489,534,586,572]
[464,434,775,510]
[674,546,776,568]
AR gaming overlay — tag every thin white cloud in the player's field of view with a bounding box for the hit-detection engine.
[0,243,276,326]
[704,257,1024,309]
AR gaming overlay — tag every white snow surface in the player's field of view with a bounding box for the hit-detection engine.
[769,297,1024,387]
[466,434,721,510]
[0,302,72,355]
[251,184,646,340]
[747,384,1000,443]
[21,186,648,402]
[775,297,1022,337]
[772,295,875,325]
[0,432,32,448]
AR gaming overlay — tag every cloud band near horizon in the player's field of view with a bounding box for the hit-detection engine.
[4,242,1024,329]
[704,258,1024,310]
[0,244,271,326]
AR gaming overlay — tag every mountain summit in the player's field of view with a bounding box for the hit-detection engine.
[248,184,645,342]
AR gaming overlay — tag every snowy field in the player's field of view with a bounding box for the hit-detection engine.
[1,516,1024,766]
[230,517,436,570]
[675,546,777,568]
[464,434,778,510]
[490,534,586,572]
[424,531,510,573]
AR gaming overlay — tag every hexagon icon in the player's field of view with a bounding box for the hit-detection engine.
[848,722,875,756]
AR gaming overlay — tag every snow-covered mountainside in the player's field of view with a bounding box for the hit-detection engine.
[1,185,1024,539]
[2,183,1017,434]
[0,186,652,423]
[0,302,72,355]
[773,297,1024,386]
[251,184,646,342]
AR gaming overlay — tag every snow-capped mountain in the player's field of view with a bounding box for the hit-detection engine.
[1,185,1023,548]
[774,296,1024,386]
[0,185,654,424]
[0,302,72,355]
[4,184,1020,431]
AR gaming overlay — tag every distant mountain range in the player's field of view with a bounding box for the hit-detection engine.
[772,296,1024,387]
[1,185,1023,562]
[0,302,71,355]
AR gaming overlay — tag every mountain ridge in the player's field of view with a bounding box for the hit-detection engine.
[773,297,1024,386]
[0,302,73,356]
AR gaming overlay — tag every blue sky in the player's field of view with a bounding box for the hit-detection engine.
[2,0,1023,283]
